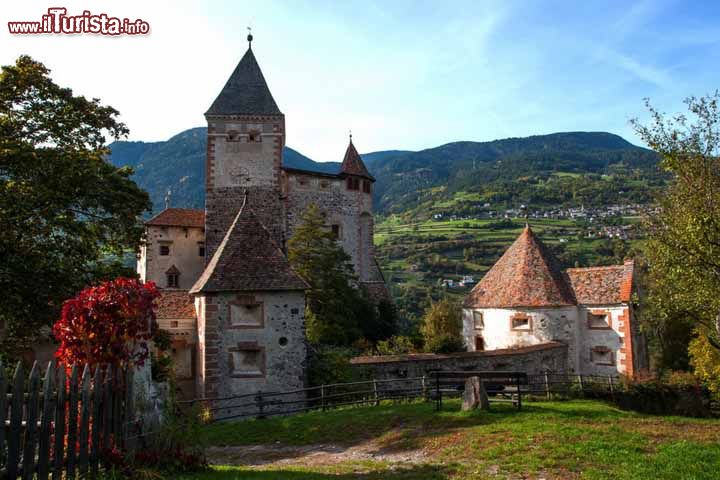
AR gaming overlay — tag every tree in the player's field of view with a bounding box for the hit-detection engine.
[287,203,364,346]
[631,93,720,373]
[420,297,464,353]
[53,278,159,369]
[0,56,151,356]
[360,299,399,347]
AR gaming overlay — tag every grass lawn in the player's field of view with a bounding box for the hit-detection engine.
[179,399,720,480]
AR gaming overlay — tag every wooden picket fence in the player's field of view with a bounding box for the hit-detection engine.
[0,360,135,480]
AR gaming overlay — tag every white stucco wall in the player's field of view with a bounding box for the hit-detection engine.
[463,304,633,375]
[138,225,205,290]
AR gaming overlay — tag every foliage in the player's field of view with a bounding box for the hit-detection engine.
[420,297,463,353]
[287,203,372,346]
[632,93,720,376]
[615,371,711,417]
[307,344,359,387]
[375,335,415,356]
[53,278,159,369]
[359,299,399,347]
[689,327,720,394]
[0,55,151,357]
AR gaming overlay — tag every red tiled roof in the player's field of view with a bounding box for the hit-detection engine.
[567,260,634,305]
[190,202,308,293]
[464,226,576,308]
[155,290,196,319]
[340,139,374,180]
[146,208,205,228]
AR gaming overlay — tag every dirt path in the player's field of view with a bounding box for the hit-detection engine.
[207,439,426,467]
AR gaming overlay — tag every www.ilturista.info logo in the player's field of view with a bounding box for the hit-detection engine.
[8,8,150,35]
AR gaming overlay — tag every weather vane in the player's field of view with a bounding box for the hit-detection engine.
[247,26,253,46]
[349,129,352,142]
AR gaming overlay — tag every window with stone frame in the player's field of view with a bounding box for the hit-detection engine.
[362,180,371,193]
[510,313,532,331]
[229,344,265,377]
[229,295,264,328]
[475,336,485,351]
[587,311,611,329]
[590,346,615,366]
[346,177,360,190]
[159,244,170,256]
[473,311,484,330]
[248,130,262,143]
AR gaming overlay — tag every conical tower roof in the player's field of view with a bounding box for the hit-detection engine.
[340,138,374,180]
[206,47,282,116]
[464,226,576,308]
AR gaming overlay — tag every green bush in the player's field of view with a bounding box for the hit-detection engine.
[424,333,465,354]
[307,345,362,386]
[615,372,712,417]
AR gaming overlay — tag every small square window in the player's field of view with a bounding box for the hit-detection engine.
[511,314,531,331]
[475,336,484,351]
[473,311,484,330]
[170,320,179,328]
[591,347,614,366]
[588,312,610,329]
[230,347,264,377]
[331,224,341,240]
[160,245,170,256]
[198,244,205,257]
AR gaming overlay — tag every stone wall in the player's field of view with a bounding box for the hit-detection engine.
[195,290,306,401]
[350,342,569,386]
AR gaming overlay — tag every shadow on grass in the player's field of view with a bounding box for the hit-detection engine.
[181,463,453,480]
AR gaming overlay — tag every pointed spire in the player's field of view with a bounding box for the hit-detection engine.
[206,39,282,116]
[464,226,576,308]
[340,134,374,180]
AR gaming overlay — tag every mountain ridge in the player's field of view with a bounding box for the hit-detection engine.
[107,128,661,216]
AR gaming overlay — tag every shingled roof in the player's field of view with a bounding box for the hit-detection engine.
[206,47,282,116]
[566,260,634,305]
[464,226,576,308]
[340,139,374,180]
[189,202,308,294]
[146,208,205,228]
[155,290,196,319]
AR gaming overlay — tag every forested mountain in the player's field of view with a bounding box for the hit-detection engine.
[108,128,662,217]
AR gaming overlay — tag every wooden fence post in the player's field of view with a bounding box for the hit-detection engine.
[320,385,326,412]
[90,366,102,477]
[608,376,615,401]
[421,376,427,400]
[53,366,67,480]
[78,365,91,478]
[577,375,585,396]
[373,379,379,407]
[37,362,55,480]
[7,362,23,480]
[0,360,6,468]
[544,371,551,400]
[22,362,41,480]
[256,390,265,419]
[66,365,79,479]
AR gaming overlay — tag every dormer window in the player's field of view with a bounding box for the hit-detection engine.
[166,265,180,288]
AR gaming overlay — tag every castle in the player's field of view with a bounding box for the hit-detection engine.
[137,35,388,399]
[462,226,648,376]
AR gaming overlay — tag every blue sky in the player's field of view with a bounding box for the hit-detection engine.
[2,0,719,161]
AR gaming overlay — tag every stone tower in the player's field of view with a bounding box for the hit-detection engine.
[204,37,286,259]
